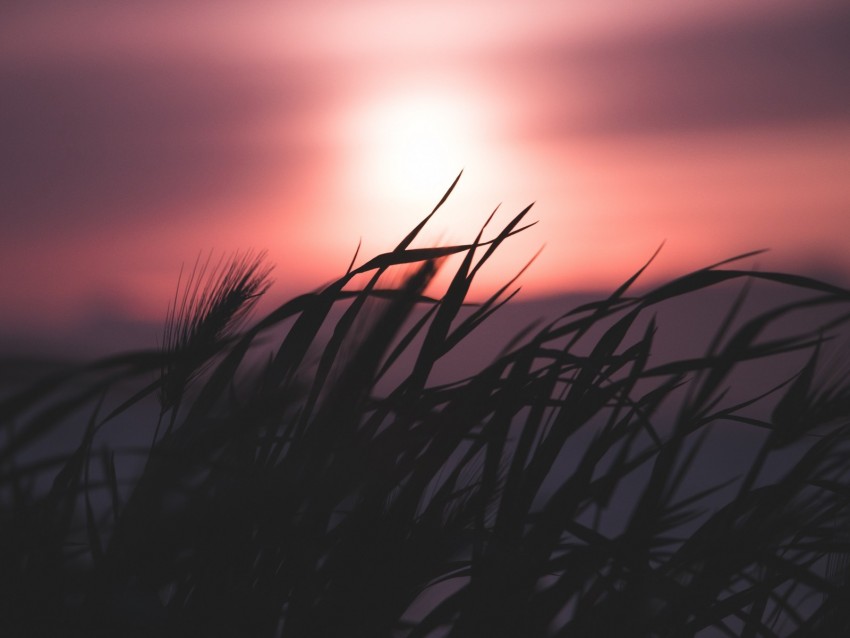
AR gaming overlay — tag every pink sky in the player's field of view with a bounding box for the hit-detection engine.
[2,0,849,340]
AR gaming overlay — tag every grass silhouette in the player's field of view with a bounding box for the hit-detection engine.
[3,176,850,636]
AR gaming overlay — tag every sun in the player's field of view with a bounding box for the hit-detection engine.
[367,93,470,199]
[342,89,483,208]
[326,84,526,265]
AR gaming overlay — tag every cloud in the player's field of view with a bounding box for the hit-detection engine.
[0,55,318,238]
[534,3,850,136]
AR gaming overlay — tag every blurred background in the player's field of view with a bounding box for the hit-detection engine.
[2,0,849,356]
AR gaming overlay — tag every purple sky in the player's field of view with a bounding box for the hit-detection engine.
[2,0,849,344]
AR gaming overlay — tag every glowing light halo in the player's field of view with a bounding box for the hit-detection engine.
[328,83,540,295]
[341,88,489,212]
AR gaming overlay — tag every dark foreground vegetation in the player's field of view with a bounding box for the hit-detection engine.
[3,179,850,636]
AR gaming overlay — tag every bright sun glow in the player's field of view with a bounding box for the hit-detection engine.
[343,90,484,208]
[329,86,543,289]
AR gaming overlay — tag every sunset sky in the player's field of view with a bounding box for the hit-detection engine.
[2,0,849,346]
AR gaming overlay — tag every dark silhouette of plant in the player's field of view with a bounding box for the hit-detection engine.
[2,175,850,636]
[160,250,273,413]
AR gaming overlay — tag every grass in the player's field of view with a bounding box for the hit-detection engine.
[3,176,850,636]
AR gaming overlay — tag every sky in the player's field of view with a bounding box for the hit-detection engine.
[2,0,850,347]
